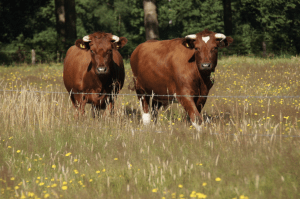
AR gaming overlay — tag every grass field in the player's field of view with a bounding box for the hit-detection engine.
[0,56,300,199]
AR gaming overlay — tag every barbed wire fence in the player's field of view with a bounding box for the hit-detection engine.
[0,89,300,99]
[0,89,300,139]
[1,88,300,138]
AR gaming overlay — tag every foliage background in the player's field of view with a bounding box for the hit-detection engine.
[0,0,299,64]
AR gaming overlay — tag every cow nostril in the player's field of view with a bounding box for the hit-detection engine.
[201,63,211,68]
[97,67,107,73]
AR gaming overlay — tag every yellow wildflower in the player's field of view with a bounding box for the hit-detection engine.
[196,192,207,198]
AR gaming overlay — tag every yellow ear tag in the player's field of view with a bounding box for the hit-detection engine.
[81,44,85,49]
[116,45,119,48]
[186,43,189,48]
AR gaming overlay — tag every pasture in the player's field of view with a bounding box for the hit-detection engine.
[0,56,300,199]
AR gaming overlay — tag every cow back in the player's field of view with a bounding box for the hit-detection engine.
[130,39,198,97]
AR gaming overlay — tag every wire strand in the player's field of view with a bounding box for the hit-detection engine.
[0,89,299,99]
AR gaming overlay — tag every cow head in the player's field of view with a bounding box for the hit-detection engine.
[75,32,127,75]
[183,29,233,71]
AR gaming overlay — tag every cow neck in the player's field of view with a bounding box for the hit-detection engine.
[195,63,214,87]
[193,59,211,77]
[89,66,112,93]
[200,71,212,83]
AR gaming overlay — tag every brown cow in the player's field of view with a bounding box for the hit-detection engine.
[130,29,233,130]
[63,32,127,116]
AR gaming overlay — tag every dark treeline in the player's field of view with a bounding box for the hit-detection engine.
[0,0,299,64]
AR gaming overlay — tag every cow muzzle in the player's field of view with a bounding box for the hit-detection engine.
[96,67,108,74]
[200,63,212,70]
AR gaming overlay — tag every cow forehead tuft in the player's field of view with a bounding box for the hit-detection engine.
[197,29,215,38]
[90,32,112,39]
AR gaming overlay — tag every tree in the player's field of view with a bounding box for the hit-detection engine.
[0,0,50,42]
[65,0,77,48]
[286,1,300,54]
[143,0,159,40]
[1,0,299,63]
[158,0,224,39]
[55,0,76,51]
[237,0,299,55]
[222,0,233,35]
[55,0,65,48]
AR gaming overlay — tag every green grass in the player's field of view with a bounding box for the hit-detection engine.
[0,56,300,199]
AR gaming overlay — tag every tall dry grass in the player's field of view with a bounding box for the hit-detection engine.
[0,57,299,199]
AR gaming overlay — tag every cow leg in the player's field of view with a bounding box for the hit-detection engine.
[91,104,99,118]
[70,94,80,118]
[105,98,114,116]
[151,101,162,123]
[71,93,87,116]
[196,97,209,123]
[135,78,152,125]
[178,97,202,131]
[138,95,151,125]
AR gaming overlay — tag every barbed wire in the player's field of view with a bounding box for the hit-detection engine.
[1,88,299,138]
[0,89,299,99]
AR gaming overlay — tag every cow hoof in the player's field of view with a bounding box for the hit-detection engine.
[142,113,151,125]
[205,117,211,123]
[191,122,202,131]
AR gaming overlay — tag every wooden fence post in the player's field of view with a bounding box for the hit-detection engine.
[57,51,60,63]
[31,49,36,65]
[262,41,266,58]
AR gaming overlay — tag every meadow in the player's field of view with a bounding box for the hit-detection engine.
[0,56,300,199]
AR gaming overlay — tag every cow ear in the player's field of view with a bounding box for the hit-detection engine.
[224,36,233,47]
[114,37,128,49]
[75,39,89,50]
[182,38,195,49]
[218,36,233,48]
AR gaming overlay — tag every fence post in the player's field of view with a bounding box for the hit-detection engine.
[262,41,266,58]
[31,49,36,65]
[61,51,64,63]
[57,51,60,63]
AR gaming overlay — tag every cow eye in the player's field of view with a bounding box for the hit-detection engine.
[211,47,218,52]
[195,48,199,51]
[90,50,94,54]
